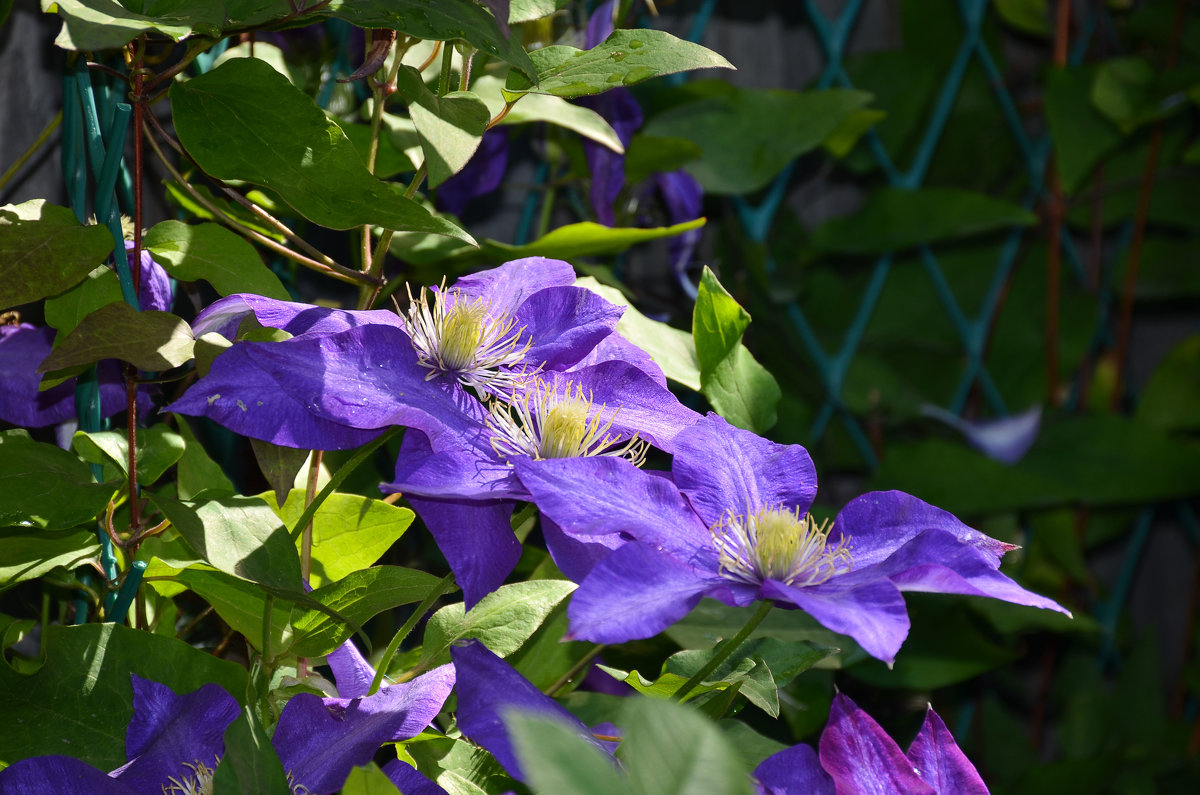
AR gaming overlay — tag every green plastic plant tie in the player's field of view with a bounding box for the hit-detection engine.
[515,160,550,246]
[1096,507,1155,668]
[71,572,93,625]
[61,72,88,222]
[93,103,131,226]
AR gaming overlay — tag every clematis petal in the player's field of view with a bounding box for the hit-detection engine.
[761,578,910,665]
[110,676,239,793]
[436,127,510,217]
[405,495,522,609]
[579,87,642,226]
[192,293,404,340]
[541,516,624,582]
[0,326,128,428]
[382,759,449,795]
[819,693,934,795]
[326,639,376,700]
[512,456,711,563]
[0,755,136,794]
[568,329,667,387]
[672,413,818,526]
[906,706,990,794]
[567,541,715,644]
[753,743,834,795]
[451,257,578,321]
[655,170,705,278]
[169,325,461,449]
[125,241,173,314]
[514,286,624,372]
[274,664,456,795]
[834,491,1017,569]
[386,425,518,501]
[451,640,611,781]
[865,530,1070,616]
[921,403,1041,465]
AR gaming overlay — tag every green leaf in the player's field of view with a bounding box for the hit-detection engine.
[329,0,537,81]
[1090,56,1173,133]
[289,565,443,657]
[42,266,123,338]
[150,494,302,590]
[474,74,623,153]
[623,135,703,185]
[144,220,290,300]
[175,419,236,500]
[693,268,780,432]
[404,735,510,795]
[643,84,872,194]
[0,622,246,769]
[339,118,417,179]
[810,187,1037,254]
[37,302,194,372]
[1137,335,1200,432]
[503,29,733,101]
[44,0,229,51]
[0,431,116,530]
[509,0,565,24]
[341,763,403,795]
[419,580,576,669]
[394,66,490,188]
[1045,67,1123,193]
[212,707,293,795]
[578,276,700,390]
[165,565,295,653]
[0,527,100,590]
[994,0,1050,36]
[251,441,311,508]
[71,426,186,486]
[822,108,887,158]
[170,58,474,242]
[618,698,753,795]
[508,711,628,795]
[262,489,414,588]
[0,199,113,306]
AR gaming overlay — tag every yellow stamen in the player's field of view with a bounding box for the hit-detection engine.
[711,507,852,588]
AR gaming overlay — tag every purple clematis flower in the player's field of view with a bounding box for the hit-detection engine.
[0,661,455,795]
[451,639,617,782]
[513,413,1069,663]
[436,127,511,217]
[754,692,989,794]
[920,404,1042,465]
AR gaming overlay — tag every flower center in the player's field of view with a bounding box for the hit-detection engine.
[711,507,852,588]
[406,282,531,394]
[160,758,311,795]
[487,380,648,465]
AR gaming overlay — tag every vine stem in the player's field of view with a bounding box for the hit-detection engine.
[673,600,773,702]
[300,449,322,583]
[545,644,607,697]
[126,37,146,547]
[368,573,458,695]
[288,428,401,541]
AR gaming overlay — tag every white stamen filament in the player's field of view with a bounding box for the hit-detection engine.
[405,281,532,394]
[159,757,311,795]
[487,379,648,466]
[711,507,852,588]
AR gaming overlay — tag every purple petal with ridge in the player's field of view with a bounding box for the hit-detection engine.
[110,676,239,793]
[515,286,624,372]
[383,759,449,795]
[169,325,461,449]
[762,577,910,665]
[655,170,704,275]
[753,743,834,795]
[126,242,173,313]
[672,413,818,526]
[192,294,403,340]
[326,639,376,700]
[586,0,615,47]
[436,128,510,217]
[819,693,934,795]
[386,426,519,501]
[907,707,990,794]
[567,541,715,643]
[834,491,1017,570]
[0,756,136,794]
[451,640,610,781]
[579,88,642,226]
[568,330,667,387]
[406,495,521,609]
[274,664,455,795]
[512,456,710,563]
[452,257,577,320]
[541,516,624,582]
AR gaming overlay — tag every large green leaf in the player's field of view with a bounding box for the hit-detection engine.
[341,763,403,795]
[150,494,302,590]
[38,301,194,372]
[0,527,100,590]
[418,580,576,669]
[175,419,236,500]
[618,698,753,795]
[474,74,623,152]
[171,58,474,241]
[144,220,290,300]
[328,0,536,81]
[72,426,186,486]
[810,187,1036,254]
[578,276,700,390]
[643,84,872,194]
[0,200,113,307]
[508,712,627,795]
[42,266,123,338]
[394,66,490,188]
[1045,66,1122,194]
[0,431,116,530]
[664,638,833,716]
[1137,335,1200,432]
[213,707,293,795]
[251,442,311,509]
[262,489,414,588]
[503,29,733,101]
[693,268,780,433]
[43,0,274,51]
[0,622,246,768]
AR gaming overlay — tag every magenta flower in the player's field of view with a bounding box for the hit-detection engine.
[754,692,989,794]
[513,413,1069,663]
